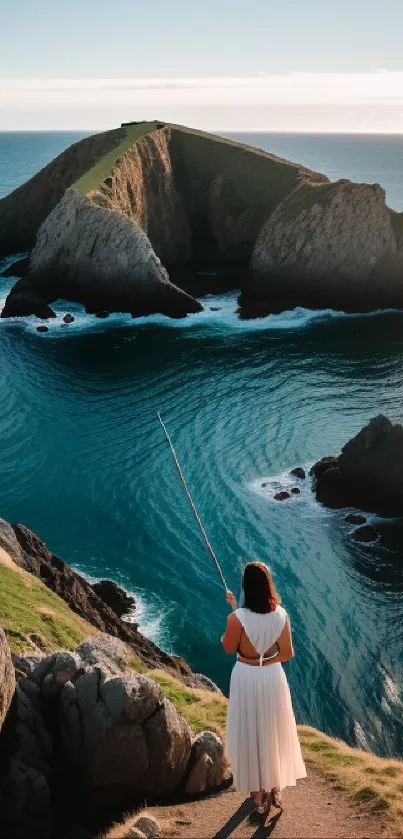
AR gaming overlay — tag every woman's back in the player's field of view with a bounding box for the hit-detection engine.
[236,605,287,658]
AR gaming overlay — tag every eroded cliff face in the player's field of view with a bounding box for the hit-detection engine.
[15,188,201,318]
[245,180,403,314]
[87,127,193,266]
[0,128,128,256]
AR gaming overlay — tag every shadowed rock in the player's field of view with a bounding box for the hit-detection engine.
[0,625,15,733]
[311,415,403,515]
[2,190,202,320]
[91,580,135,618]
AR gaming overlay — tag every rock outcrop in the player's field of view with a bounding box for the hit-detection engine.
[245,181,403,315]
[311,414,403,515]
[0,624,14,732]
[2,189,201,320]
[0,635,226,837]
[91,580,136,618]
[11,522,206,687]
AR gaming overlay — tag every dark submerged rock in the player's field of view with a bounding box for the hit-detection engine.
[352,525,379,543]
[345,512,367,525]
[291,487,301,495]
[63,313,74,324]
[36,325,49,333]
[274,491,291,502]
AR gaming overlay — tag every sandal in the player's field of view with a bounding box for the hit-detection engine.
[249,794,270,824]
[271,788,283,809]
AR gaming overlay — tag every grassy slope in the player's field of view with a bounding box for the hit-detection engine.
[0,555,93,653]
[73,122,159,195]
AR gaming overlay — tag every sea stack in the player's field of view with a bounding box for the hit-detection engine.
[0,121,403,319]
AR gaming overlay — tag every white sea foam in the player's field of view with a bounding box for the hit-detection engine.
[1,274,402,339]
[249,466,313,504]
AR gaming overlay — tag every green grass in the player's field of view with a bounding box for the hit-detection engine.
[147,670,227,735]
[0,562,92,653]
[73,122,160,195]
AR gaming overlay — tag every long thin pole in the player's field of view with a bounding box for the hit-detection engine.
[157,412,228,591]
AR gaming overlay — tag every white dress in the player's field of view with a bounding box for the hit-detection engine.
[226,605,306,793]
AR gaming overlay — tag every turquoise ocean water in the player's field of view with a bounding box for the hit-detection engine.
[1,130,403,758]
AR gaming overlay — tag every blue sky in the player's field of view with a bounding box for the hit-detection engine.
[2,0,403,130]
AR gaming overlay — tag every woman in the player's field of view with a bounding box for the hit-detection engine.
[222,561,306,822]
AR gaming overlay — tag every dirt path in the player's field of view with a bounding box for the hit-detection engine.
[157,770,383,838]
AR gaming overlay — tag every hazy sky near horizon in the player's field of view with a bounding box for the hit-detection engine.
[2,0,403,131]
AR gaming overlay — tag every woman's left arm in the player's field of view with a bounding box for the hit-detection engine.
[221,611,242,655]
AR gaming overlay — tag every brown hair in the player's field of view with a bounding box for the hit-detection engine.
[242,561,281,614]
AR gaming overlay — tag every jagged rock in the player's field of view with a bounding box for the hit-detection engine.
[312,415,403,515]
[0,255,30,278]
[290,467,306,480]
[247,181,403,315]
[185,731,226,795]
[91,580,135,618]
[0,518,22,562]
[0,624,15,731]
[193,673,221,693]
[0,279,56,320]
[75,635,131,676]
[132,815,161,837]
[4,189,202,320]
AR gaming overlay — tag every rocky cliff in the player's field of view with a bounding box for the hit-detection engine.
[245,180,403,315]
[1,188,201,319]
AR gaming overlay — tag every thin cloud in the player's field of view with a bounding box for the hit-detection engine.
[1,72,403,131]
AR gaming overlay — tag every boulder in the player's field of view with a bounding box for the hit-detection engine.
[58,669,192,815]
[290,467,306,480]
[0,624,15,731]
[36,326,49,333]
[185,731,227,795]
[290,487,301,496]
[312,415,403,515]
[2,190,202,320]
[246,181,403,316]
[63,313,74,324]
[274,491,290,502]
[91,580,136,618]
